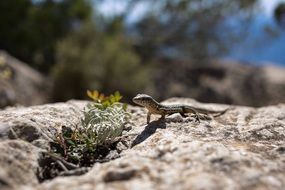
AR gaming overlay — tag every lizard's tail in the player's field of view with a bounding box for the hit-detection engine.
[195,106,231,117]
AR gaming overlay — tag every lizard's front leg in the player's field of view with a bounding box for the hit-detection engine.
[147,112,151,124]
[160,114,165,120]
[158,108,166,121]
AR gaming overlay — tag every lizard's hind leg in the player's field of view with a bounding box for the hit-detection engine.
[193,114,201,123]
[182,106,200,122]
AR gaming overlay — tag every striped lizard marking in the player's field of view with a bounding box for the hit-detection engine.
[132,94,228,124]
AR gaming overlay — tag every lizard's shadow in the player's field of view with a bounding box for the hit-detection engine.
[131,120,166,147]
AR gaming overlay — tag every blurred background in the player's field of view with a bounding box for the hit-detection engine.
[1,0,285,108]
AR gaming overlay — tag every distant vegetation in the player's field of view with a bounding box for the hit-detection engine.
[0,0,91,73]
[274,3,285,28]
[52,20,149,101]
[0,0,263,102]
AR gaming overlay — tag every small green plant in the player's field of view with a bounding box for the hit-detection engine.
[81,90,129,146]
[52,90,130,165]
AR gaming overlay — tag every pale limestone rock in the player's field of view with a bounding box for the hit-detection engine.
[41,98,285,190]
[0,140,40,189]
[0,99,284,190]
[0,100,88,189]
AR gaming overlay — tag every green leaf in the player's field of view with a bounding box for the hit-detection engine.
[102,101,111,108]
[123,103,128,111]
[109,95,116,104]
[114,91,122,101]
[67,139,75,146]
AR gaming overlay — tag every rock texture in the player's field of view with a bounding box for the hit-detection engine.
[0,51,50,108]
[0,98,284,190]
[0,140,40,188]
[151,58,285,106]
[0,100,87,189]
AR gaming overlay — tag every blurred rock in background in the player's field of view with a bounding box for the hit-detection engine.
[0,51,50,108]
[150,58,285,107]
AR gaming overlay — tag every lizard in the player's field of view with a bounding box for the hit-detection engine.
[132,94,229,124]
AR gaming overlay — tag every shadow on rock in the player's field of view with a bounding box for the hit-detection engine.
[131,120,166,147]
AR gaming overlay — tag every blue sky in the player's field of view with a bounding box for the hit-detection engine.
[229,0,285,66]
[97,0,285,66]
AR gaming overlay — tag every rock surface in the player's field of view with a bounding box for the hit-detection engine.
[0,98,284,190]
[151,58,285,106]
[0,51,50,108]
[0,100,87,189]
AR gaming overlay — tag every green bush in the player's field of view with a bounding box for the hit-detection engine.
[0,0,92,73]
[52,21,149,102]
[52,90,130,164]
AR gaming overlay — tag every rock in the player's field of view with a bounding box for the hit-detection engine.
[0,140,40,189]
[0,98,284,189]
[0,100,87,142]
[150,58,285,106]
[0,100,88,189]
[32,98,285,190]
[0,51,50,108]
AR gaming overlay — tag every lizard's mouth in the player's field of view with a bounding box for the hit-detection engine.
[132,98,142,106]
[132,98,146,107]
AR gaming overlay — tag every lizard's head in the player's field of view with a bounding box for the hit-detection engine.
[132,94,156,107]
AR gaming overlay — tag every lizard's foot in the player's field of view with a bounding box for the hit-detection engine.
[159,115,165,121]
[193,114,200,123]
[199,114,212,120]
